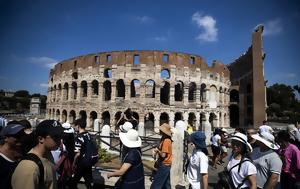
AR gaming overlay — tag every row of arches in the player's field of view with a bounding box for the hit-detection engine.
[48,108,229,135]
[49,79,230,105]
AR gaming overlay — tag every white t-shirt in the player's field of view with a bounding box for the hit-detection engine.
[227,157,257,188]
[251,148,282,188]
[211,134,221,146]
[187,149,208,189]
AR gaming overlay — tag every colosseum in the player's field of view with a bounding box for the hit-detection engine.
[47,25,266,133]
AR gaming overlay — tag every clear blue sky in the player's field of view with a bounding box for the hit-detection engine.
[0,0,299,95]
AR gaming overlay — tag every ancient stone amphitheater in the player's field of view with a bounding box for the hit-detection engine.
[46,50,231,135]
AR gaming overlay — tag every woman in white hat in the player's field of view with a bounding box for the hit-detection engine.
[150,123,173,189]
[107,129,144,189]
[225,132,257,189]
[251,132,282,189]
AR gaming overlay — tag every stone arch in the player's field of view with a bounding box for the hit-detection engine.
[90,111,98,128]
[131,79,140,97]
[160,112,169,125]
[209,112,217,129]
[200,83,206,102]
[56,109,60,121]
[160,69,170,79]
[92,80,99,95]
[175,81,184,101]
[104,68,112,78]
[188,82,197,102]
[69,110,76,124]
[160,81,170,105]
[79,110,87,123]
[229,105,239,128]
[188,112,196,130]
[102,111,110,126]
[72,82,77,99]
[144,113,154,136]
[145,80,155,98]
[116,79,125,98]
[174,112,183,124]
[81,81,88,97]
[103,80,111,101]
[63,82,69,100]
[230,89,239,102]
[62,109,67,123]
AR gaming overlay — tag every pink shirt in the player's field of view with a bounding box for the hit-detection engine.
[281,143,300,181]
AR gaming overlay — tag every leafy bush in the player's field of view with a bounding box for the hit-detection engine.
[98,146,112,163]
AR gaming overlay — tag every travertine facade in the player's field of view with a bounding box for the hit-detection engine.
[47,51,231,134]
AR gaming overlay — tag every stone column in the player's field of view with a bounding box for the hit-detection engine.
[155,84,160,104]
[203,112,212,145]
[183,112,189,127]
[216,112,220,128]
[195,113,200,130]
[196,85,201,105]
[183,86,188,105]
[87,82,93,100]
[111,83,116,102]
[98,82,103,103]
[154,112,160,133]
[169,112,175,128]
[77,85,81,101]
[125,83,130,100]
[169,86,175,106]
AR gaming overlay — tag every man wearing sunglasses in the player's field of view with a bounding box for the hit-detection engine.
[12,120,64,189]
[0,122,26,189]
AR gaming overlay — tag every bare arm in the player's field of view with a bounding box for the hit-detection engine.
[248,174,257,189]
[107,163,132,178]
[202,173,208,189]
[264,173,279,189]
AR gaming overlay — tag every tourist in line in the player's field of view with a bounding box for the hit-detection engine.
[251,131,282,189]
[116,108,138,129]
[0,122,26,189]
[227,132,257,189]
[107,129,145,188]
[70,119,94,189]
[211,129,222,169]
[12,120,64,189]
[246,128,259,149]
[219,128,228,165]
[119,121,133,160]
[276,130,300,189]
[187,131,208,189]
[150,123,173,189]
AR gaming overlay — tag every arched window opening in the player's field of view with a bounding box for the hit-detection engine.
[131,79,140,97]
[175,81,184,101]
[160,81,170,105]
[72,82,77,100]
[102,111,110,126]
[72,72,78,80]
[115,111,122,132]
[229,105,239,128]
[79,110,87,123]
[230,89,239,102]
[64,83,69,100]
[104,68,112,78]
[159,113,169,126]
[160,69,170,79]
[188,113,196,130]
[62,110,67,123]
[144,113,155,136]
[200,84,206,102]
[81,81,88,97]
[92,80,99,95]
[90,111,98,128]
[174,112,183,124]
[199,113,205,130]
[145,80,155,98]
[56,109,60,121]
[209,113,217,129]
[116,79,125,98]
[188,82,196,102]
[69,110,76,124]
[103,81,111,101]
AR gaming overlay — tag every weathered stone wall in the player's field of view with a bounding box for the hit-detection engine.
[47,50,231,133]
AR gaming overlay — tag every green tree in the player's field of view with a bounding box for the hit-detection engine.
[14,90,30,98]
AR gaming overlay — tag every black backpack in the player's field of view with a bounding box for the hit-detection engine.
[23,153,44,187]
[81,134,99,166]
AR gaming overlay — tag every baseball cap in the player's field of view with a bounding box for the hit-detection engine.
[35,120,64,138]
[0,123,25,137]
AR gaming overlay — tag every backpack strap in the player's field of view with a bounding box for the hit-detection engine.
[228,158,253,189]
[24,153,44,187]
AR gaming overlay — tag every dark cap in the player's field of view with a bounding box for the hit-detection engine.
[0,123,25,137]
[36,120,64,137]
[190,131,206,149]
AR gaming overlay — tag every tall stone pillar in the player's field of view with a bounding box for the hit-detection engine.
[169,86,175,106]
[183,112,189,127]
[203,112,212,145]
[154,112,160,133]
[169,112,175,127]
[111,83,116,102]
[77,85,81,101]
[183,86,188,105]
[125,83,130,100]
[87,82,93,100]
[98,82,103,103]
[195,113,200,130]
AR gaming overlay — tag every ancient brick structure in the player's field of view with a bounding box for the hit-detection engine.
[47,50,231,134]
[47,25,266,130]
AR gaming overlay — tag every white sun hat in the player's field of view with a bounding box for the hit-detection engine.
[119,122,133,133]
[259,125,273,134]
[230,132,253,152]
[251,131,279,150]
[62,122,74,134]
[119,129,142,148]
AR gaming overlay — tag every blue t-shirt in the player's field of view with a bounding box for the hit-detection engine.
[121,148,145,189]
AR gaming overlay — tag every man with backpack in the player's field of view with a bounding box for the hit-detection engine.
[70,119,98,189]
[12,119,64,189]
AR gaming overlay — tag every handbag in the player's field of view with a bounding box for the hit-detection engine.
[218,159,251,189]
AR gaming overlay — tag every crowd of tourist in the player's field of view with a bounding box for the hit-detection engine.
[0,115,300,189]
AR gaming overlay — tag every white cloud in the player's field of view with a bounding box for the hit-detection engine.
[192,12,218,42]
[39,83,49,88]
[263,18,283,36]
[29,56,58,68]
[153,36,167,42]
[134,16,154,24]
